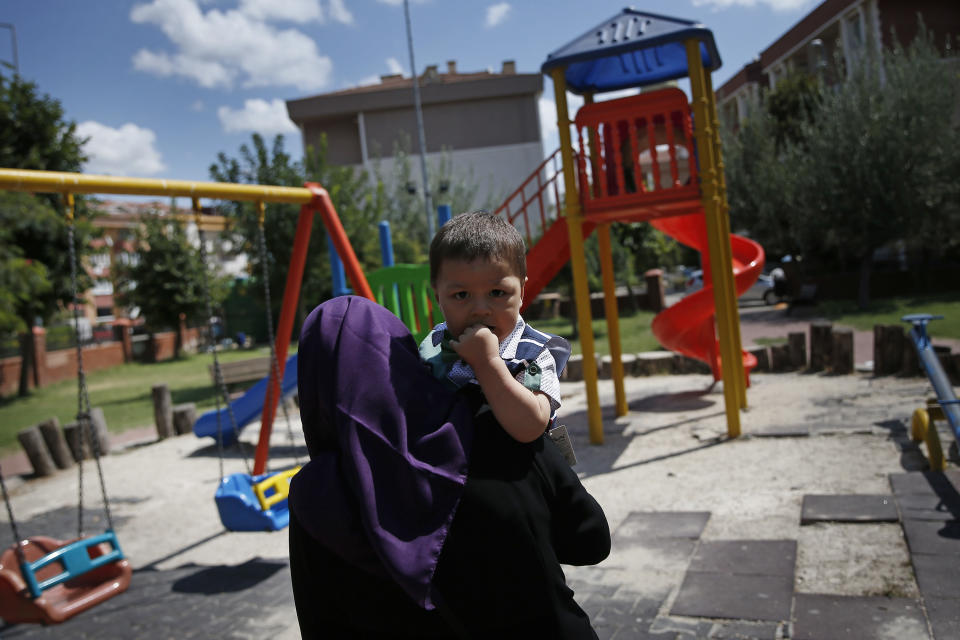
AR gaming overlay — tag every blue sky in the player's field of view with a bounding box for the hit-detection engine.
[2,0,818,186]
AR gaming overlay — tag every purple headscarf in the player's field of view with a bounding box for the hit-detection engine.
[289,295,474,610]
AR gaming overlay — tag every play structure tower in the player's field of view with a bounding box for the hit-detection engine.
[540,9,754,442]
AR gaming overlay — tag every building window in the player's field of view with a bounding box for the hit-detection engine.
[91,280,114,296]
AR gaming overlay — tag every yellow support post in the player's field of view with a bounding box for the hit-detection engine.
[597,223,628,417]
[685,40,741,438]
[551,68,604,444]
[910,407,945,471]
[0,168,314,204]
[582,93,626,416]
[705,71,748,409]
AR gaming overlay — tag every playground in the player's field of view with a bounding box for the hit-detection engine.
[0,370,957,638]
[0,7,958,638]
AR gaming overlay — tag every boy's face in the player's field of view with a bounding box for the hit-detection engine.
[433,257,525,343]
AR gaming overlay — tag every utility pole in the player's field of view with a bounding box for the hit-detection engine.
[402,0,434,239]
[0,23,19,74]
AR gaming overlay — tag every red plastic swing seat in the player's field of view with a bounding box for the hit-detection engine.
[0,535,132,625]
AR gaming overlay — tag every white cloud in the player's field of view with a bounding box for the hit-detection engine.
[327,0,354,24]
[130,0,333,92]
[386,57,405,74]
[692,0,812,11]
[485,3,511,28]
[77,121,166,176]
[238,0,323,23]
[217,98,298,135]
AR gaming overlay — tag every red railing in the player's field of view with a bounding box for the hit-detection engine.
[574,88,700,218]
[492,147,567,246]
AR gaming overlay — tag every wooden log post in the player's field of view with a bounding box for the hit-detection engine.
[770,343,793,372]
[747,346,770,372]
[172,403,197,436]
[152,384,174,440]
[16,425,57,477]
[89,407,111,456]
[809,321,833,372]
[788,332,807,370]
[38,417,73,470]
[831,329,854,375]
[901,339,921,376]
[63,421,92,462]
[873,324,904,376]
[644,269,666,313]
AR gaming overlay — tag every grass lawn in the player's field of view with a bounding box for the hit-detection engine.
[0,345,294,455]
[534,310,663,356]
[818,293,960,340]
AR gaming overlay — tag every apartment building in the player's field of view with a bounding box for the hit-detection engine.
[716,0,958,127]
[285,60,544,205]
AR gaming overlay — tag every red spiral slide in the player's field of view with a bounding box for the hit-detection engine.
[650,213,765,382]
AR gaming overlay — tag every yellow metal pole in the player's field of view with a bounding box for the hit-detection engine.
[685,40,741,438]
[705,71,748,408]
[0,168,314,204]
[551,68,604,444]
[597,223,628,417]
[583,92,627,417]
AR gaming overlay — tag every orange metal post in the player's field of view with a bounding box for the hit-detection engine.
[252,201,316,475]
[312,185,375,301]
[252,184,374,474]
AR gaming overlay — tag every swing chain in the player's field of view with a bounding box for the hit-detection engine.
[193,201,250,476]
[255,204,299,466]
[66,196,115,537]
[0,465,28,568]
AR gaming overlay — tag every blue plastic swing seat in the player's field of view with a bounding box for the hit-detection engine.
[215,472,291,532]
[19,530,125,599]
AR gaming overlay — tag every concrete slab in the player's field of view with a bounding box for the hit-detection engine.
[611,511,710,541]
[895,493,960,522]
[792,593,930,640]
[670,572,793,621]
[0,560,297,639]
[912,553,960,598]
[889,471,960,496]
[902,519,960,556]
[924,596,960,640]
[800,494,899,524]
[686,540,797,577]
[705,620,782,639]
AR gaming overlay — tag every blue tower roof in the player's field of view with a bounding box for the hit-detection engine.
[541,8,722,94]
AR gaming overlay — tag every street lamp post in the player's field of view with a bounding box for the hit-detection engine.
[402,0,435,239]
[0,23,19,74]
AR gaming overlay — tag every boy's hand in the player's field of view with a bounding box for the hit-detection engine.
[450,324,500,370]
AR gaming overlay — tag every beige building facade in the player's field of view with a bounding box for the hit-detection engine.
[285,61,544,205]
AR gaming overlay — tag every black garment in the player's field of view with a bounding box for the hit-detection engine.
[288,297,609,638]
[289,394,610,639]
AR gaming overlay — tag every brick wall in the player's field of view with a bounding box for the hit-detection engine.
[0,340,125,397]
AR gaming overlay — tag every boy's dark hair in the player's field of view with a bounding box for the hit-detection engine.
[429,211,527,286]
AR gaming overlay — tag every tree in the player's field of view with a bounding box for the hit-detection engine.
[724,28,960,307]
[114,209,221,358]
[0,191,96,395]
[795,29,960,307]
[210,133,383,333]
[0,73,91,394]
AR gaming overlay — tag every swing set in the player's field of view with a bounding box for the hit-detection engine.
[0,169,378,622]
[0,194,131,625]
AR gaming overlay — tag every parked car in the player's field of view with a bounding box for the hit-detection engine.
[684,269,781,305]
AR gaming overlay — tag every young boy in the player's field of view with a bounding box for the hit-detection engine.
[419,210,569,443]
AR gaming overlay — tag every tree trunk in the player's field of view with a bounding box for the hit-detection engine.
[174,327,183,359]
[857,252,872,310]
[17,330,33,397]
